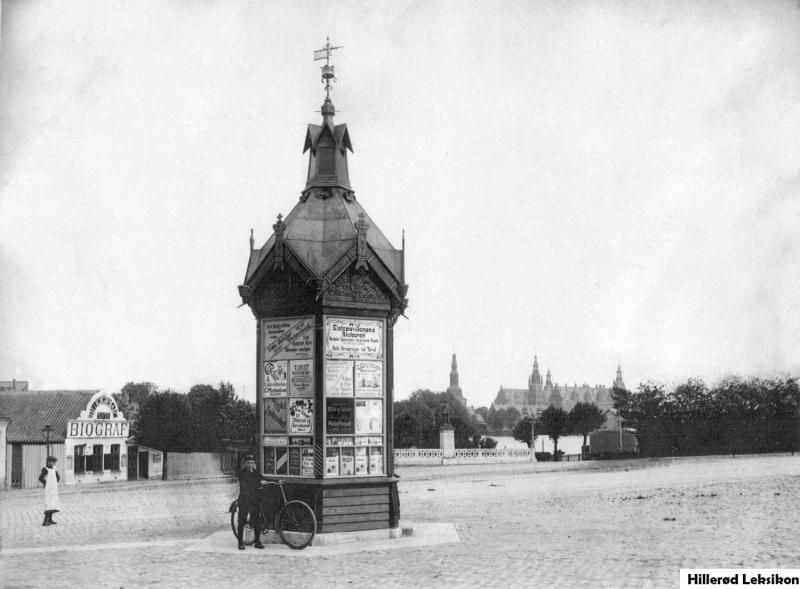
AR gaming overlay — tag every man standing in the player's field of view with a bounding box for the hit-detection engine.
[237,455,266,550]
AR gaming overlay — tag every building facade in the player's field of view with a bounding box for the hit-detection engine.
[491,356,626,418]
[0,390,132,488]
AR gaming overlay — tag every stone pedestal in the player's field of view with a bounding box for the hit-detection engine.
[439,425,455,459]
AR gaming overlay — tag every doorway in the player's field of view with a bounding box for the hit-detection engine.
[138,451,149,479]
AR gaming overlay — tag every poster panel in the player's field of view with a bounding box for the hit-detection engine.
[369,447,383,474]
[263,360,288,396]
[326,398,355,435]
[355,399,383,434]
[326,360,354,397]
[301,448,314,477]
[289,359,314,397]
[263,448,275,474]
[355,361,383,397]
[340,447,355,476]
[325,448,339,475]
[288,447,302,477]
[264,398,288,435]
[355,447,368,475]
[262,317,314,361]
[289,399,313,435]
[276,447,288,475]
[325,318,383,360]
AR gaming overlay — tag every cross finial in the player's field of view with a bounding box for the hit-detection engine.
[313,35,343,98]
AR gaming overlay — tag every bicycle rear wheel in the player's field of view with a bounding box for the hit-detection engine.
[230,501,256,546]
[276,500,316,550]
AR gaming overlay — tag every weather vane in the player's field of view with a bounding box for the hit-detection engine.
[313,35,343,98]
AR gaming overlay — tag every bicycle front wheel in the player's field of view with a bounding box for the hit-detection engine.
[276,500,316,550]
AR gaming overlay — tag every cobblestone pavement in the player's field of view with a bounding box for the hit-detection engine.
[1,454,798,588]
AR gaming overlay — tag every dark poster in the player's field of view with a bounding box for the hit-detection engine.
[326,398,354,434]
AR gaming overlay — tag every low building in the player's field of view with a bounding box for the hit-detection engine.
[0,390,131,488]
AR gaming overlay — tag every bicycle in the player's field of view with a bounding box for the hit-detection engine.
[229,479,317,550]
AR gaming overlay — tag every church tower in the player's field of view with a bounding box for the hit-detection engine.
[447,353,467,406]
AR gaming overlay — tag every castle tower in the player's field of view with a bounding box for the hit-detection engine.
[238,39,408,535]
[613,364,626,391]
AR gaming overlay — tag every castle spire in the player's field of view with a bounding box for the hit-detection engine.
[447,352,464,404]
[613,363,626,391]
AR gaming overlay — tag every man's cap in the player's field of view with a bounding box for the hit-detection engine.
[244,454,255,461]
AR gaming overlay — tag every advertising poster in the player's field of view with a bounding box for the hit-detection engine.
[326,398,354,434]
[264,398,288,434]
[355,447,368,475]
[301,448,314,477]
[263,435,288,446]
[325,447,339,476]
[325,360,354,396]
[288,447,302,476]
[276,447,288,475]
[355,399,382,434]
[263,448,275,474]
[289,359,314,397]
[369,447,383,474]
[355,361,383,397]
[263,360,288,396]
[340,447,355,476]
[262,316,314,360]
[325,318,383,360]
[289,399,313,435]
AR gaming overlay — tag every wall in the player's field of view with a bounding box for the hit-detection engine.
[0,420,7,488]
[65,437,128,485]
[165,452,223,480]
[394,447,532,466]
[18,444,66,489]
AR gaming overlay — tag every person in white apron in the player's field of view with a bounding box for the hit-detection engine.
[38,456,61,526]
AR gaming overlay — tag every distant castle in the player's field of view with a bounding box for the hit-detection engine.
[491,355,626,415]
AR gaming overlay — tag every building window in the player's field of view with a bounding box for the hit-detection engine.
[74,445,86,475]
[90,444,104,472]
[104,444,120,471]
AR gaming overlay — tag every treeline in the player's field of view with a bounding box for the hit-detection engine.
[393,390,496,449]
[612,377,800,457]
[117,381,256,453]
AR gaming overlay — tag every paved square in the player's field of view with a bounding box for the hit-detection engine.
[1,454,798,588]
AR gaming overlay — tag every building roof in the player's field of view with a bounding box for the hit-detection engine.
[0,390,98,443]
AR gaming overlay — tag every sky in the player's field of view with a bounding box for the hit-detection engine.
[1,0,799,409]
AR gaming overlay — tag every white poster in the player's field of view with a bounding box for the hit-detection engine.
[289,359,314,397]
[326,360,354,397]
[325,318,383,360]
[355,399,382,434]
[263,316,314,360]
[263,360,288,396]
[355,361,383,397]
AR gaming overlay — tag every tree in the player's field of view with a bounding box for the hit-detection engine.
[393,390,484,448]
[568,402,606,449]
[539,406,569,458]
[116,381,158,420]
[135,392,194,452]
[394,413,423,448]
[512,417,536,448]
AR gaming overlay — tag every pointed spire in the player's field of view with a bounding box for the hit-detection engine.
[249,228,254,251]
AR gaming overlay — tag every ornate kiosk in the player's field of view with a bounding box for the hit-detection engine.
[238,40,408,534]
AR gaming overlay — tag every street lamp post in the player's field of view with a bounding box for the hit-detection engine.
[42,425,52,457]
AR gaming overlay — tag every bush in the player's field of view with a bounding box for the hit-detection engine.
[535,452,553,461]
